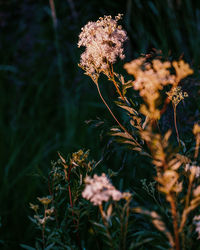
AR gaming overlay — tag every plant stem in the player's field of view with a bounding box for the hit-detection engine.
[66,166,82,250]
[108,64,129,104]
[95,82,141,148]
[173,104,180,146]
[112,77,126,101]
[99,204,114,249]
[67,166,75,221]
[122,200,130,250]
[185,171,195,209]
[42,206,47,250]
[48,173,59,228]
[42,223,45,250]
[168,194,180,250]
[160,96,171,115]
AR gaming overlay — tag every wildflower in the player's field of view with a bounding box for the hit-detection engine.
[124,57,193,120]
[78,14,127,80]
[34,215,46,225]
[124,57,174,119]
[34,215,54,225]
[37,196,52,206]
[82,173,126,205]
[124,58,174,96]
[45,207,54,216]
[29,203,39,213]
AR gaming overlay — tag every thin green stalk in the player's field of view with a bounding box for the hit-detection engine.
[122,200,130,250]
[42,205,47,249]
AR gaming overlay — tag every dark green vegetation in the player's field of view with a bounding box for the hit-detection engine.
[0,0,200,249]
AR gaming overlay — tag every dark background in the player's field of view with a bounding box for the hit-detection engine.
[0,0,200,248]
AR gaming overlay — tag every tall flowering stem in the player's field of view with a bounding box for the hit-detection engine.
[82,174,131,249]
[173,104,180,146]
[95,81,141,147]
[167,87,189,146]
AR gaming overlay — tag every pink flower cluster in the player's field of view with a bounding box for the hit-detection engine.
[78,14,127,78]
[82,173,124,206]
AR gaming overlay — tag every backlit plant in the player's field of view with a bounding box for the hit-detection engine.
[24,14,200,250]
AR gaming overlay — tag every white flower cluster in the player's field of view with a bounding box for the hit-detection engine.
[193,215,200,239]
[78,14,127,78]
[82,173,125,205]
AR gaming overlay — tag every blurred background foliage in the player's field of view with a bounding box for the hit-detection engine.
[0,0,200,248]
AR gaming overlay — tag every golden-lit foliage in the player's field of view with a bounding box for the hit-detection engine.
[124,57,193,120]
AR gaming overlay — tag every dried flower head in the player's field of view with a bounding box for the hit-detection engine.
[78,14,127,80]
[166,86,188,106]
[82,173,127,205]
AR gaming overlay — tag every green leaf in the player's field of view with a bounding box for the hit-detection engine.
[20,244,35,250]
[45,243,55,250]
